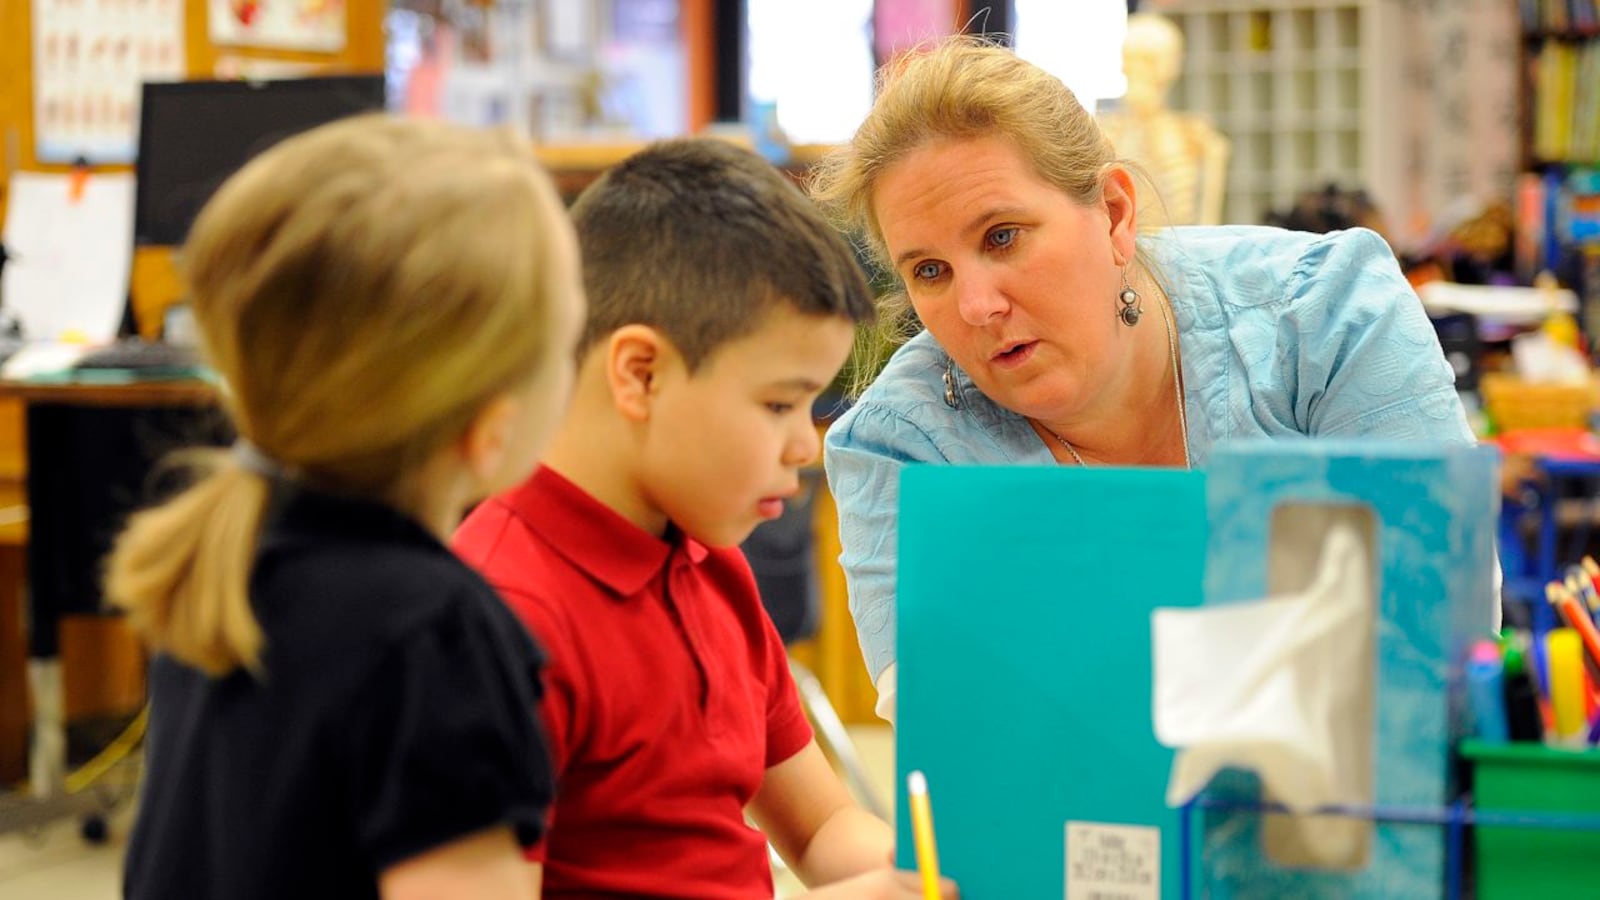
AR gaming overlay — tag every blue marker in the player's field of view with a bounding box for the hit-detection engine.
[1466,639,1508,742]
[1531,586,1558,699]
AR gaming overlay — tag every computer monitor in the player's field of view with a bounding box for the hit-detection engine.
[133,75,386,247]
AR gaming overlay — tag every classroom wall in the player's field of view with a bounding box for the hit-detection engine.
[0,0,386,222]
[0,0,30,229]
[1,0,385,335]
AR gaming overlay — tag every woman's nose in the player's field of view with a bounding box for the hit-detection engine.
[955,272,1008,326]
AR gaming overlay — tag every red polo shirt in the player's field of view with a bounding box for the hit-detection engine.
[453,466,813,899]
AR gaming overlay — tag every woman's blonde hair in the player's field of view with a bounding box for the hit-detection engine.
[808,35,1128,390]
[106,115,576,676]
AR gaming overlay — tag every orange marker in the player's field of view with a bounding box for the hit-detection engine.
[1582,556,1600,612]
[1569,567,1600,616]
[1548,583,1600,672]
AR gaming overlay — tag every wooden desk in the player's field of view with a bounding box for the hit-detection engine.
[0,379,218,408]
[0,378,222,786]
[1,377,222,651]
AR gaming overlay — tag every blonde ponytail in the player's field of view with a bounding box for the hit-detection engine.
[105,452,270,676]
[104,115,576,680]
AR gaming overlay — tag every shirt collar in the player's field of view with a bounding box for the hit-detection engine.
[500,465,708,598]
[260,481,445,555]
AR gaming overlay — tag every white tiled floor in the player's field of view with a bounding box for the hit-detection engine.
[0,797,132,899]
[0,725,894,900]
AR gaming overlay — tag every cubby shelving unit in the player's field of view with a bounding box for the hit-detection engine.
[1156,0,1406,226]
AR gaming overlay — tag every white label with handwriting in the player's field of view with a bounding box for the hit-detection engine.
[1065,821,1159,900]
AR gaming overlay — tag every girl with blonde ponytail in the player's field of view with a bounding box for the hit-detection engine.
[112,114,583,900]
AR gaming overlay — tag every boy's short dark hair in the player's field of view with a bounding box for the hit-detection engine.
[569,138,875,369]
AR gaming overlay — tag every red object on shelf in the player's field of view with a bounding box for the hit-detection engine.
[1490,427,1600,461]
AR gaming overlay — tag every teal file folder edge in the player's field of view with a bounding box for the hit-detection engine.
[896,465,1209,899]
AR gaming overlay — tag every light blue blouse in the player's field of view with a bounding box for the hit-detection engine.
[824,226,1475,684]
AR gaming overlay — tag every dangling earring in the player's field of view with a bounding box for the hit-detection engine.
[942,358,961,409]
[1118,268,1143,327]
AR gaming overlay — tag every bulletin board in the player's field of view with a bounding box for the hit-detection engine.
[0,0,384,334]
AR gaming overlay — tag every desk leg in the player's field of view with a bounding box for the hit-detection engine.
[27,657,64,798]
[0,546,25,785]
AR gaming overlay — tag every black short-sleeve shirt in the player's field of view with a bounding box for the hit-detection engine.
[124,484,554,900]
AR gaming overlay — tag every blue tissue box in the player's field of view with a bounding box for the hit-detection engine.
[1195,440,1498,899]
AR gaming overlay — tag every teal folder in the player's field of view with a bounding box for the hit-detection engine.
[896,465,1208,899]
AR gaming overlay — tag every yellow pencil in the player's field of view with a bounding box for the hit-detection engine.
[906,770,941,900]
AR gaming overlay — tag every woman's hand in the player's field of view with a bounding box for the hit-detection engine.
[799,867,959,899]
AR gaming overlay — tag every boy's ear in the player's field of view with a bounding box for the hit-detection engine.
[605,324,671,422]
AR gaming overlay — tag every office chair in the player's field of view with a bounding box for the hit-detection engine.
[742,467,887,820]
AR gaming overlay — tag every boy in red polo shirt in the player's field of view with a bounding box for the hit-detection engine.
[454,139,956,899]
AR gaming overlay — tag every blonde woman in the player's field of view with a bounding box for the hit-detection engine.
[809,37,1473,723]
[110,116,583,900]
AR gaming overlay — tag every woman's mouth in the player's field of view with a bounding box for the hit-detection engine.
[991,341,1037,369]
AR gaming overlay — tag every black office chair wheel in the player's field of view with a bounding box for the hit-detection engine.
[80,813,109,845]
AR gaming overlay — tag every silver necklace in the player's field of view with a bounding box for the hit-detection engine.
[1044,296,1190,470]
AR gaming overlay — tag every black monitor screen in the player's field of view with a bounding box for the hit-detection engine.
[134,75,386,247]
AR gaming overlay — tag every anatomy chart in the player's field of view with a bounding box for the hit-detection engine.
[31,0,186,164]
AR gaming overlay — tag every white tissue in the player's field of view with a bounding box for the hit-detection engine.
[1152,520,1374,866]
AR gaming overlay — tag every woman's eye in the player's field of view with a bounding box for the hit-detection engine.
[988,227,1017,249]
[913,262,943,281]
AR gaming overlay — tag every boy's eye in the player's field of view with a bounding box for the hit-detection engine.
[766,402,795,414]
[912,261,944,281]
[987,227,1017,249]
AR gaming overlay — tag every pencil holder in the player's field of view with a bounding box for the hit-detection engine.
[1460,739,1600,899]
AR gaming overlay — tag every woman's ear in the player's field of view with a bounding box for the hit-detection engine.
[1102,166,1139,266]
[605,324,669,422]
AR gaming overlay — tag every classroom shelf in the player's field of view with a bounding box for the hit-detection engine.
[1159,0,1406,226]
